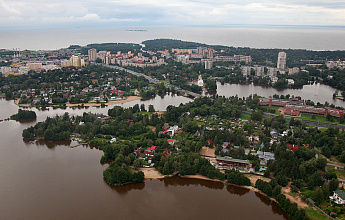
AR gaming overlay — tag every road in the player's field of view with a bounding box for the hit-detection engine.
[103,64,204,98]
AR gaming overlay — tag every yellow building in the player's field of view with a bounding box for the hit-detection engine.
[172,48,193,54]
[70,55,85,68]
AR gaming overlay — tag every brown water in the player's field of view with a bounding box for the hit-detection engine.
[0,96,289,220]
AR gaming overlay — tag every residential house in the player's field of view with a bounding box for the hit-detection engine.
[167,125,179,137]
[257,151,275,165]
[167,139,177,145]
[330,189,345,205]
[287,144,299,152]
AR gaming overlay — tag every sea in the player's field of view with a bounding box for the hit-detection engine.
[1,25,345,51]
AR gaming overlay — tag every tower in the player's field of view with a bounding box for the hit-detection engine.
[198,75,204,87]
[88,48,97,62]
[277,52,286,70]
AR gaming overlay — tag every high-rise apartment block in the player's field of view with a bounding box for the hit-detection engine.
[88,48,97,62]
[70,55,85,68]
[277,52,286,70]
[204,60,213,69]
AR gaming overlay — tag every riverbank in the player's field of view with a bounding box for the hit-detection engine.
[14,96,142,108]
[140,167,310,210]
[66,96,142,107]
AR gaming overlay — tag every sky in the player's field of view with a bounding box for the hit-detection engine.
[0,0,344,28]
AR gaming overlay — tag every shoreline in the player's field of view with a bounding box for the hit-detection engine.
[141,168,309,209]
[14,96,142,108]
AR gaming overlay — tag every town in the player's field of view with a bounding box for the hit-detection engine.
[3,39,345,220]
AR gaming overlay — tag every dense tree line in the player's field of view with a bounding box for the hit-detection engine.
[80,43,142,55]
[226,169,251,186]
[10,109,36,120]
[103,162,144,186]
[22,112,74,140]
[255,179,308,220]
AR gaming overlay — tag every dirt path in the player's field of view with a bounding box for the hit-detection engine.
[199,146,216,157]
[282,184,309,208]
[244,174,271,185]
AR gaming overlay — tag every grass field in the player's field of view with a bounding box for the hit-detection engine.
[240,113,252,120]
[299,114,345,125]
[326,165,345,180]
[305,208,329,220]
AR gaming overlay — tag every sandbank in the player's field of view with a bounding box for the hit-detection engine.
[139,167,165,179]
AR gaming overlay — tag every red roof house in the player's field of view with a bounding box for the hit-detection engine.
[287,144,299,152]
[167,139,176,145]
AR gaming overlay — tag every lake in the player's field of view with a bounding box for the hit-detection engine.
[216,82,345,108]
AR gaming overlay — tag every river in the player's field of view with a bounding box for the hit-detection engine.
[0,95,290,220]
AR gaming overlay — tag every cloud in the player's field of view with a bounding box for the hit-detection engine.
[0,0,344,27]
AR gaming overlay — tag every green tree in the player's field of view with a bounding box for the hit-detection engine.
[148,104,155,112]
[313,187,324,205]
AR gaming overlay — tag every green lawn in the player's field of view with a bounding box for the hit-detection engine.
[264,106,280,114]
[240,113,252,120]
[305,208,329,220]
[326,165,345,180]
[299,114,345,125]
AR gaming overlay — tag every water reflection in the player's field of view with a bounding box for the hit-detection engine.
[22,138,102,151]
[162,176,225,190]
[255,191,272,206]
[107,179,145,194]
[226,184,250,196]
[12,118,37,124]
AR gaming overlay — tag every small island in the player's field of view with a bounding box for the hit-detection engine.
[10,109,36,120]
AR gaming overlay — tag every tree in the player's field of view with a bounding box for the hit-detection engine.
[289,117,295,126]
[313,187,324,205]
[133,160,142,170]
[44,129,55,141]
[148,104,155,112]
[251,111,263,121]
[140,104,146,112]
[329,178,339,193]
[276,173,288,187]
[272,185,282,198]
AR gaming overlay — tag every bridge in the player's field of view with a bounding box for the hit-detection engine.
[103,64,204,98]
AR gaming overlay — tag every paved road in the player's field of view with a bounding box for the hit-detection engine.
[103,64,204,98]
[243,110,345,129]
[327,163,344,169]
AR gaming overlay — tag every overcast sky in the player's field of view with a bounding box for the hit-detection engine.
[1,0,344,28]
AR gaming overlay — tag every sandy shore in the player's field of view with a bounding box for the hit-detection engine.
[66,96,141,107]
[244,174,271,185]
[15,96,142,107]
[139,167,165,179]
[245,174,309,208]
